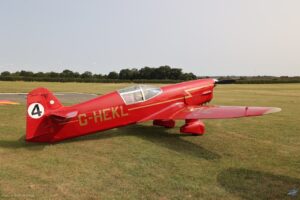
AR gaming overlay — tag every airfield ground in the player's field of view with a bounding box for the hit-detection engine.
[0,81,299,200]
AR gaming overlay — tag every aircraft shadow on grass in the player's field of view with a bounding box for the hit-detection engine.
[62,124,221,160]
[217,168,300,200]
[0,135,45,151]
[0,124,221,160]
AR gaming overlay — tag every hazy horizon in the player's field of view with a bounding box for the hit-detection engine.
[0,67,299,77]
[1,0,300,76]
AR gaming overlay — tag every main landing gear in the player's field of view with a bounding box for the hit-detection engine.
[153,119,205,135]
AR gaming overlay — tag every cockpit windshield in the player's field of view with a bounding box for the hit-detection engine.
[118,85,162,105]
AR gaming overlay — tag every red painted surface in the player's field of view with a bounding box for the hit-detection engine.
[25,79,281,143]
[180,119,205,135]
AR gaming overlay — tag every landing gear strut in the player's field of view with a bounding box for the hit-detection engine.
[153,119,176,128]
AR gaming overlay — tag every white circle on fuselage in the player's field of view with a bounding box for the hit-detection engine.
[28,103,45,119]
[50,100,55,105]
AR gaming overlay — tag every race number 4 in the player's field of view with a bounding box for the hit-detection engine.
[28,103,45,119]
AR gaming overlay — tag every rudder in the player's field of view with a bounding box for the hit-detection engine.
[26,88,63,142]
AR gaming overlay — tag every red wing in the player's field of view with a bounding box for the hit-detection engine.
[171,106,281,120]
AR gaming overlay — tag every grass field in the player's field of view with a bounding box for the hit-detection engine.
[0,81,299,200]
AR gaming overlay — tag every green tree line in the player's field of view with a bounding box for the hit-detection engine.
[1,67,300,83]
[0,66,197,83]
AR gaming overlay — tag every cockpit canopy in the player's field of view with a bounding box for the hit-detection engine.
[118,85,162,105]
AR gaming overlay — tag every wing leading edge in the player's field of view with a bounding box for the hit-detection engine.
[147,105,281,121]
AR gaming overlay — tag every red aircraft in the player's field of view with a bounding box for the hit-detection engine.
[26,79,281,143]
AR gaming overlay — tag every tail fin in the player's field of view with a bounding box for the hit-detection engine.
[26,88,63,142]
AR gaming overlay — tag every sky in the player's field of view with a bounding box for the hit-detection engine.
[0,0,300,76]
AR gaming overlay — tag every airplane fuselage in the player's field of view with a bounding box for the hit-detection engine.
[27,79,215,142]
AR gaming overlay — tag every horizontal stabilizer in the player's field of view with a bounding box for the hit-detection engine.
[46,108,78,121]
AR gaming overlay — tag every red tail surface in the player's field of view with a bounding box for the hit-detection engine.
[26,88,63,142]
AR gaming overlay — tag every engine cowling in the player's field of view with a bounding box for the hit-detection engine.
[180,119,205,135]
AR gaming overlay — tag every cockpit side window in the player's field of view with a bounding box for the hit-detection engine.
[118,85,162,105]
[140,85,162,100]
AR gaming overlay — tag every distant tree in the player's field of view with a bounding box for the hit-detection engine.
[102,74,108,79]
[93,73,103,79]
[139,67,154,79]
[47,72,60,78]
[169,68,182,80]
[180,73,197,80]
[61,69,75,78]
[118,66,194,80]
[119,68,139,80]
[81,71,93,79]
[12,71,21,76]
[73,72,80,78]
[34,72,45,77]
[1,71,10,76]
[108,71,119,79]
[154,66,172,79]
[131,68,139,80]
[20,70,34,77]
[119,69,131,80]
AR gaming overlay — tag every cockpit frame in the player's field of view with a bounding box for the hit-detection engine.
[118,85,162,105]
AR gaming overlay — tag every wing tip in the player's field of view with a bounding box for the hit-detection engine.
[263,107,282,115]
